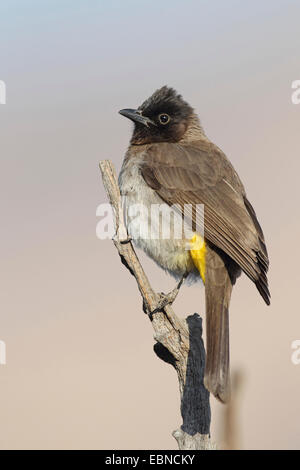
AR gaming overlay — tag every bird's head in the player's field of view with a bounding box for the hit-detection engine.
[119,86,202,145]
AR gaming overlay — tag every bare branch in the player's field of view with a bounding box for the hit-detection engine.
[99,160,214,450]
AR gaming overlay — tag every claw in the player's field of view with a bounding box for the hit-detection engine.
[113,231,132,244]
[120,237,132,244]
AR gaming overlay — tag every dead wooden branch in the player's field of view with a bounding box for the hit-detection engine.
[99,160,215,450]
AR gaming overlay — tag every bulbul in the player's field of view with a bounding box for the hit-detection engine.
[118,86,270,403]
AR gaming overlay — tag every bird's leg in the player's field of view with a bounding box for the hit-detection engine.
[152,272,188,314]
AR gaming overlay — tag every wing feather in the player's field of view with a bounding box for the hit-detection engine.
[141,141,270,304]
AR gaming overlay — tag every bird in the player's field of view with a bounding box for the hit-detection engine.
[118,86,270,403]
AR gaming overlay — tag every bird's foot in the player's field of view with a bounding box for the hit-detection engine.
[120,237,132,245]
[113,229,132,244]
[152,273,188,314]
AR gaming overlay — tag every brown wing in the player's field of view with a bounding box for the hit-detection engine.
[141,140,270,304]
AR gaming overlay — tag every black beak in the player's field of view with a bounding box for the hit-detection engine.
[118,108,156,127]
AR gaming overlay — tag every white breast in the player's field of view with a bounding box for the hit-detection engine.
[119,155,195,278]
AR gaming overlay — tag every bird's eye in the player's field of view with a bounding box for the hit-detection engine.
[158,113,170,125]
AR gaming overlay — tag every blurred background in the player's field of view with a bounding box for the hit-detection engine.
[0,0,300,449]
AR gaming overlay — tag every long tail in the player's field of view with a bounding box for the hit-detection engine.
[204,245,240,403]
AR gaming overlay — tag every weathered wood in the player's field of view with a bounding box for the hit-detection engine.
[99,160,214,450]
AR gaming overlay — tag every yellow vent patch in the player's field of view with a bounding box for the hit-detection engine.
[190,234,206,283]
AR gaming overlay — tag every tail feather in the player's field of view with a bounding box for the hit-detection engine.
[204,302,230,403]
[204,245,239,403]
